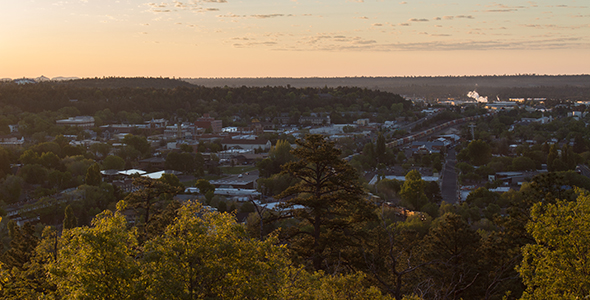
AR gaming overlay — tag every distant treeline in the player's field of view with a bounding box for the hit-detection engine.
[0,79,408,117]
[55,77,195,89]
[184,75,590,101]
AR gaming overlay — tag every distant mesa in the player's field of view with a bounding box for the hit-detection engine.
[1,76,194,88]
[0,76,80,84]
[36,76,51,82]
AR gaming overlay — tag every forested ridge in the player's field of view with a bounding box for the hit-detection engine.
[0,80,407,116]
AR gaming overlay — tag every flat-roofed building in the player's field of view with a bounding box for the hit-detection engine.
[195,114,222,133]
[210,173,259,190]
[56,116,95,128]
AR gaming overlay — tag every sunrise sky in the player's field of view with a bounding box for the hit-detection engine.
[2,0,589,78]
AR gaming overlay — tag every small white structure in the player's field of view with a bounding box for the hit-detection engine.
[118,169,147,176]
[142,170,182,180]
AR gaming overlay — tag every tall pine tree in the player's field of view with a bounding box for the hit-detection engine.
[277,134,377,271]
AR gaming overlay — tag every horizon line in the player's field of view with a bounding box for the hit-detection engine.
[3,73,590,81]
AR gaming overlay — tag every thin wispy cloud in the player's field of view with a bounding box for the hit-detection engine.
[145,1,226,13]
[278,36,590,52]
[217,13,297,19]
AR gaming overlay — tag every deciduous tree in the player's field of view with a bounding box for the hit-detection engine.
[49,205,140,300]
[517,190,590,299]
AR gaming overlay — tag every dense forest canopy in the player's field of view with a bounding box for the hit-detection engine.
[0,80,408,117]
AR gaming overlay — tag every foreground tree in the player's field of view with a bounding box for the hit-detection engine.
[364,215,434,300]
[277,134,377,271]
[124,177,183,239]
[415,213,481,300]
[41,200,392,299]
[48,204,140,300]
[517,190,590,299]
[0,226,58,299]
[141,201,291,299]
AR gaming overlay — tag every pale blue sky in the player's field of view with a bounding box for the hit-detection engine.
[2,0,589,78]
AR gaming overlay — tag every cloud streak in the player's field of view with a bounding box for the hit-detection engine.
[146,1,226,14]
[217,13,299,19]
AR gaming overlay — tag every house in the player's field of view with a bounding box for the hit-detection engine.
[273,116,291,124]
[0,136,24,147]
[490,172,525,185]
[146,118,168,129]
[299,115,331,126]
[111,179,138,193]
[221,137,271,151]
[164,123,195,139]
[521,116,553,124]
[437,134,461,143]
[410,140,446,154]
[356,119,370,126]
[572,111,588,120]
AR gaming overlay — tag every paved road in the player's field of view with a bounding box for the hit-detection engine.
[441,148,458,204]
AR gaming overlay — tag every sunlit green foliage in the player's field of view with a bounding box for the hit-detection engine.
[517,190,590,300]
